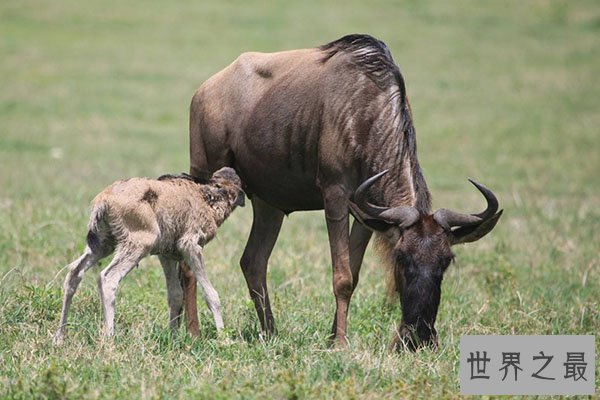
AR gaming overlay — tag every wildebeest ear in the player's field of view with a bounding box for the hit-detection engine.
[449,210,503,245]
[348,200,393,232]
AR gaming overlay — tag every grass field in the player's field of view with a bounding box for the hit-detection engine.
[1,0,598,398]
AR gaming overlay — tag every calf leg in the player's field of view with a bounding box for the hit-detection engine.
[180,242,223,331]
[240,197,284,335]
[180,261,200,337]
[97,247,147,338]
[54,246,103,345]
[159,256,184,333]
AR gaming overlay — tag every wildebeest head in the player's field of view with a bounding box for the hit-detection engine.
[348,171,502,351]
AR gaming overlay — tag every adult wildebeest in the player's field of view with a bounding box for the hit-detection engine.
[181,34,502,350]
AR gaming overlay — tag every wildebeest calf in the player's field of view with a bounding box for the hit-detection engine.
[53,167,245,344]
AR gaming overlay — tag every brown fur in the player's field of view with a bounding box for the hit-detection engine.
[182,35,501,349]
[88,171,241,257]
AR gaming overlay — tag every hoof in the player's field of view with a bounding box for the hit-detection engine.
[53,332,64,346]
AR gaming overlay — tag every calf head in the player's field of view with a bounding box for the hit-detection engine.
[211,167,246,208]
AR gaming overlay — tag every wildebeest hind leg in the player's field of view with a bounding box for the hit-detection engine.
[240,197,284,336]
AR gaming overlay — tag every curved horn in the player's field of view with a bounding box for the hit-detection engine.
[351,170,420,229]
[353,170,390,216]
[468,178,498,220]
[433,179,500,229]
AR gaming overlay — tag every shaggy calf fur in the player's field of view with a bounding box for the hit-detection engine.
[54,167,245,344]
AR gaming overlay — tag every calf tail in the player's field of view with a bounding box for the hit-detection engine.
[86,201,109,254]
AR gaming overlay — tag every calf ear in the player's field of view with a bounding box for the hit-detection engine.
[450,210,503,245]
[235,191,246,207]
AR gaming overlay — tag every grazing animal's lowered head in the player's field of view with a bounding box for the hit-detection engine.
[54,167,245,345]
[349,171,502,350]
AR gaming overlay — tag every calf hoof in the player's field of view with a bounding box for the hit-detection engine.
[217,330,235,346]
[53,331,65,346]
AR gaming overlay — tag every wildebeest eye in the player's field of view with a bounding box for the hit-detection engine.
[440,256,454,271]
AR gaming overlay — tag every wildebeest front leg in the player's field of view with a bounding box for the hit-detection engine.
[323,185,353,346]
[348,220,372,290]
[330,219,372,338]
[240,197,284,335]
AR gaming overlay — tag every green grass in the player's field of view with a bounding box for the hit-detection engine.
[1,0,598,398]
